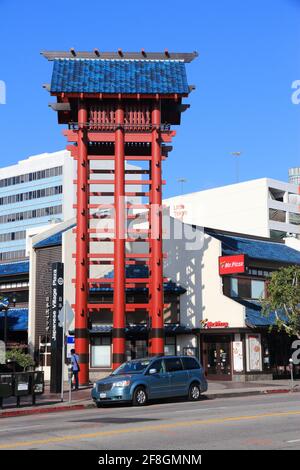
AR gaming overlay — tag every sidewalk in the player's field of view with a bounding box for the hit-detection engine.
[0,379,299,418]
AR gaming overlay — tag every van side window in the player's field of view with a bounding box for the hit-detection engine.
[149,359,164,374]
[164,358,183,372]
[182,357,200,370]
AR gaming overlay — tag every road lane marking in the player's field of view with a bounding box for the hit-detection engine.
[174,407,228,413]
[0,425,44,433]
[287,439,300,443]
[1,409,300,449]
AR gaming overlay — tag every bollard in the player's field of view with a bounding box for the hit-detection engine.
[289,358,294,391]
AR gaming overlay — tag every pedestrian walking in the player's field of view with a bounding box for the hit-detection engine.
[70,349,80,390]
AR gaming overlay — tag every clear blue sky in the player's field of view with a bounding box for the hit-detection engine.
[0,0,299,197]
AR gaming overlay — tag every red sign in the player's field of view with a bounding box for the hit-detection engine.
[219,254,246,275]
[206,321,229,329]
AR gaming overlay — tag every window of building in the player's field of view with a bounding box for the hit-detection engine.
[164,337,176,356]
[228,277,266,300]
[230,278,239,297]
[269,208,286,223]
[270,230,287,240]
[0,231,26,243]
[0,166,62,189]
[251,280,265,299]
[0,250,26,261]
[269,188,285,202]
[90,336,111,368]
[0,185,62,206]
[0,205,62,224]
[289,212,300,226]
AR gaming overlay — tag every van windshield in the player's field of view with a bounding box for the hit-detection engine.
[112,360,151,375]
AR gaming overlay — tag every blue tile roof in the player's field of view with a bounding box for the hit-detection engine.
[33,224,76,248]
[0,308,28,331]
[50,59,189,94]
[209,232,300,264]
[0,261,29,277]
[235,299,288,327]
[90,264,186,294]
[89,324,194,334]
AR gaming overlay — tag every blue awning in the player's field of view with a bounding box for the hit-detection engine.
[208,231,300,264]
[0,261,29,277]
[0,308,28,331]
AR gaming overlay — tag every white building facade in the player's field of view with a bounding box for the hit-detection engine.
[164,178,300,240]
[0,150,75,262]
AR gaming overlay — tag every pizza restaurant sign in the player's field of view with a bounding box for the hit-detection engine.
[201,320,229,329]
[219,254,246,275]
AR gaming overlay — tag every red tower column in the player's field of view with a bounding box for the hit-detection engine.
[75,100,89,385]
[149,101,164,356]
[112,104,126,369]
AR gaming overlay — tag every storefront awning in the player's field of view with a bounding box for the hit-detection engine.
[0,308,28,331]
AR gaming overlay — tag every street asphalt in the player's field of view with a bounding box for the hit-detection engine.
[0,393,300,450]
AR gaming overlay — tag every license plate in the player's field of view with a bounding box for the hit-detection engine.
[100,392,106,399]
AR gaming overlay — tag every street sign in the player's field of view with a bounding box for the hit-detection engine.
[50,262,64,393]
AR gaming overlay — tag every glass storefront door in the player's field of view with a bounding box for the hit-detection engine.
[203,335,232,380]
[125,340,148,361]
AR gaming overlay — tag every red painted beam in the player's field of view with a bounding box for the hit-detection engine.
[113,104,126,369]
[74,100,89,385]
[64,130,175,144]
[149,102,164,357]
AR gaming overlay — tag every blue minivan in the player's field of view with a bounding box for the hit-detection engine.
[91,355,208,407]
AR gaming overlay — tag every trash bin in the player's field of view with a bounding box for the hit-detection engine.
[0,373,13,408]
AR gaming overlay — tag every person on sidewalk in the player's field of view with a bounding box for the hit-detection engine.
[70,349,80,390]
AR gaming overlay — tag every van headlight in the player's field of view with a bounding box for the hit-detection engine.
[112,380,130,388]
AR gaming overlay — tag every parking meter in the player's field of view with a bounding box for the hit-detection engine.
[68,364,73,402]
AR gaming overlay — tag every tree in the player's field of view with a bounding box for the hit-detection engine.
[263,265,300,339]
[6,348,35,371]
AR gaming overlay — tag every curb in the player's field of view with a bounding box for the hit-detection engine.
[0,388,298,418]
[0,403,95,419]
[205,388,296,400]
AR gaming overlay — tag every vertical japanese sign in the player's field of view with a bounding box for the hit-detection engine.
[50,262,64,393]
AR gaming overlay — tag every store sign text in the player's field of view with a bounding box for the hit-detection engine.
[219,254,246,275]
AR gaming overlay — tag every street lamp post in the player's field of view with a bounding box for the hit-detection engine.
[2,294,16,348]
[231,151,242,183]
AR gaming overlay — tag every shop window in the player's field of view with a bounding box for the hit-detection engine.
[90,336,111,368]
[164,336,176,356]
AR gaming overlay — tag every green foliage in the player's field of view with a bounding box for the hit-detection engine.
[6,349,35,371]
[262,265,300,338]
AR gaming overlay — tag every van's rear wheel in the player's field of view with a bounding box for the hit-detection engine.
[133,386,148,406]
[188,383,201,401]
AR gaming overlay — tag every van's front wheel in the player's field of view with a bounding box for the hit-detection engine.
[133,386,148,406]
